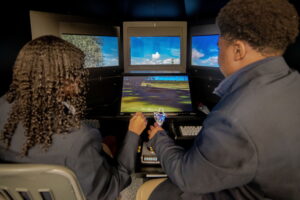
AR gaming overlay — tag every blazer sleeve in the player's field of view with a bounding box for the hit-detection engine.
[148,111,258,194]
[66,128,140,200]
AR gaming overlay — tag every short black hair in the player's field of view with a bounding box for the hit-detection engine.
[216,0,299,53]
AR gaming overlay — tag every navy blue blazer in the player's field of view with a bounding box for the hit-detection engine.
[0,97,140,200]
[149,57,300,200]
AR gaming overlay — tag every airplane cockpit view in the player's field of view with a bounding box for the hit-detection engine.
[0,0,300,199]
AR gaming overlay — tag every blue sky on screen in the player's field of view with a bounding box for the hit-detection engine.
[96,36,119,66]
[192,35,219,67]
[62,34,119,67]
[130,37,181,65]
[147,76,188,81]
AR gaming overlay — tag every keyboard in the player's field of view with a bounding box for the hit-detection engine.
[179,125,202,137]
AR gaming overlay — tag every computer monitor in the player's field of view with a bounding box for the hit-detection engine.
[191,34,219,68]
[189,24,223,81]
[120,75,193,114]
[29,11,120,69]
[123,21,187,73]
[62,34,119,68]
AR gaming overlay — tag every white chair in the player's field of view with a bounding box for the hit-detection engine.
[0,164,86,200]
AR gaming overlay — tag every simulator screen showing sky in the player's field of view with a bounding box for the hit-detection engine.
[120,75,193,113]
[130,36,181,65]
[62,34,119,68]
[192,35,219,67]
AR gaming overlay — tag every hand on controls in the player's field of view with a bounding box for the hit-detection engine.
[129,112,147,135]
[148,122,164,140]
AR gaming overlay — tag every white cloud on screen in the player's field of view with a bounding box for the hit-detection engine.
[192,48,204,59]
[103,58,118,66]
[152,52,160,60]
[103,53,119,66]
[170,48,180,57]
[131,57,180,65]
[199,56,218,67]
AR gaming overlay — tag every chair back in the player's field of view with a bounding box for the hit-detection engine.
[0,164,86,200]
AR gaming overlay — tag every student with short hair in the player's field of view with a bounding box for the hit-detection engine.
[144,0,300,199]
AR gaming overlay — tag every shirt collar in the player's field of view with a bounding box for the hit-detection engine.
[213,56,280,97]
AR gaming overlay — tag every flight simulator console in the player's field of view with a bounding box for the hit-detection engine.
[118,74,206,176]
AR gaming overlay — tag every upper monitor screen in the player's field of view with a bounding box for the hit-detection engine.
[191,35,219,68]
[120,75,193,113]
[62,34,119,68]
[130,37,181,65]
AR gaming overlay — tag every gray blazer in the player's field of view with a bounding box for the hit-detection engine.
[0,97,140,200]
[149,57,300,200]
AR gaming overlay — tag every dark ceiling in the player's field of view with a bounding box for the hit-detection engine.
[5,0,232,23]
[21,0,300,20]
[3,0,300,27]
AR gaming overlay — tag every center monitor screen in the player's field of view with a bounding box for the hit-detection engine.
[120,75,193,113]
[130,37,181,65]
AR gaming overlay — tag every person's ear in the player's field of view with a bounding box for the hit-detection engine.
[233,40,246,61]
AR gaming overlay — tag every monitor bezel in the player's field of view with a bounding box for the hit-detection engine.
[123,21,187,73]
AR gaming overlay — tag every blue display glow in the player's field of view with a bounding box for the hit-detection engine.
[62,34,119,68]
[192,35,219,67]
[101,36,119,66]
[121,75,192,113]
[147,76,188,81]
[130,36,181,65]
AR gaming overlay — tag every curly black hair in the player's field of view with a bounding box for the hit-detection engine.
[1,35,88,155]
[216,0,299,54]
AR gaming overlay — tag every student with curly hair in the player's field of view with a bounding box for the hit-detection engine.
[0,35,147,200]
[139,0,300,199]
